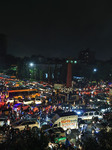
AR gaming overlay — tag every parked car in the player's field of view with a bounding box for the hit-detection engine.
[12,120,39,131]
[6,99,19,104]
[23,99,34,105]
[79,111,103,120]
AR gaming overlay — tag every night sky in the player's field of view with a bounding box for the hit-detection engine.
[0,1,112,60]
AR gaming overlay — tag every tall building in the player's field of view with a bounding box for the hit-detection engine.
[78,48,95,64]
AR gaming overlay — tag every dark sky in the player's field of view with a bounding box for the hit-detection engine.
[0,0,112,60]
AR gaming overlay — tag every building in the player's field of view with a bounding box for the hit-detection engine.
[78,48,95,64]
[18,56,65,83]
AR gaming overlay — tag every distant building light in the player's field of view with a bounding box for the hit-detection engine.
[74,60,77,64]
[45,73,48,78]
[66,60,69,63]
[93,68,97,72]
[29,63,34,67]
[73,76,84,79]
[52,73,54,79]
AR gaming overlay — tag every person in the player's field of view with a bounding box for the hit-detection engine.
[65,138,71,149]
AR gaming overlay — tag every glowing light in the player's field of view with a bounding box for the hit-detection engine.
[66,60,69,63]
[93,68,97,72]
[29,63,34,67]
[77,111,81,115]
[45,73,48,78]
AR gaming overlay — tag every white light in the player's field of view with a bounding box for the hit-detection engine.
[45,73,48,78]
[96,130,99,133]
[101,109,105,112]
[29,63,34,67]
[77,111,81,115]
[35,101,42,104]
[93,68,97,72]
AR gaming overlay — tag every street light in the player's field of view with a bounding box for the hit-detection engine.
[93,68,97,72]
[29,63,34,80]
[29,62,34,67]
